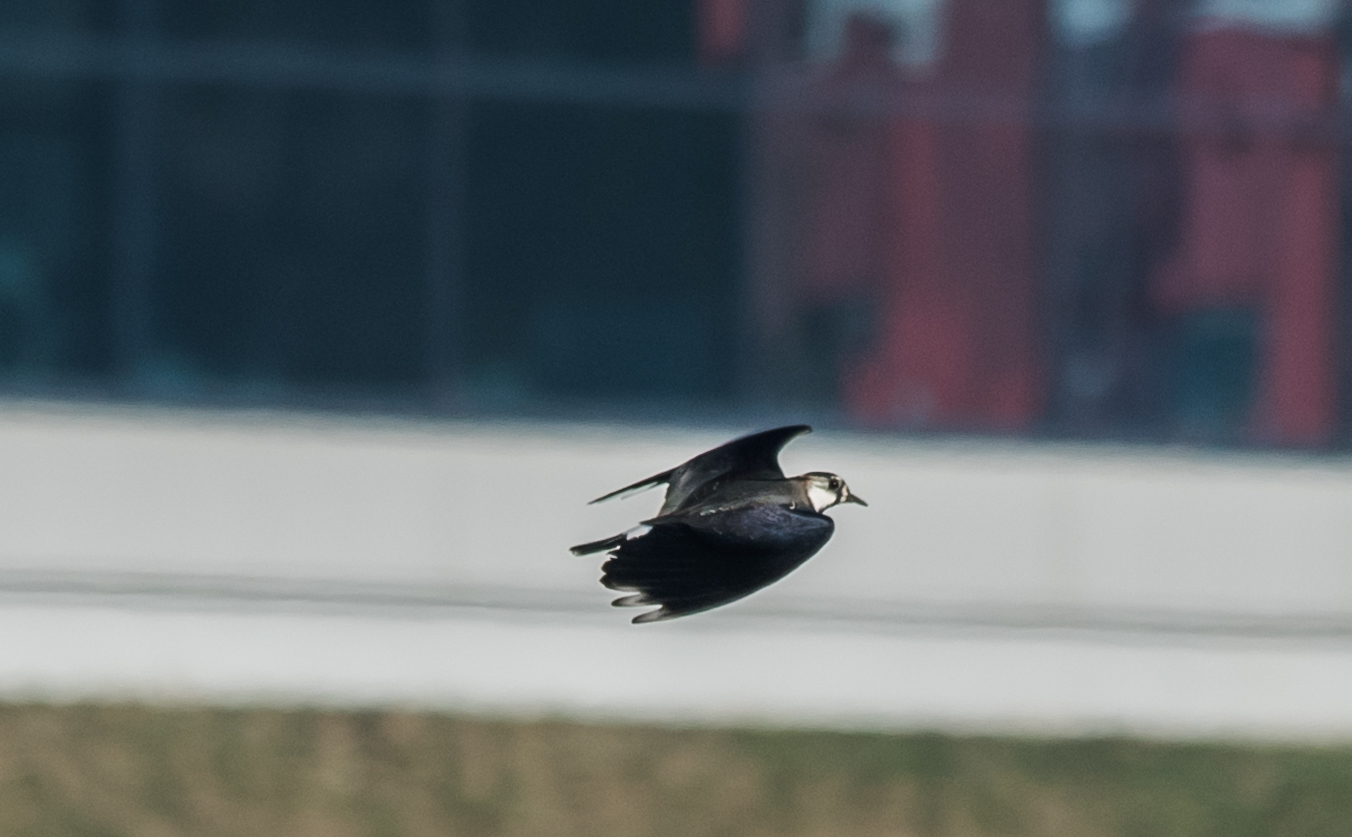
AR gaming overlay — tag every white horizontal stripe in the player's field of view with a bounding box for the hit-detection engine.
[0,603,1349,741]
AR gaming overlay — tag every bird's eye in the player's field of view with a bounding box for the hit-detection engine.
[828,478,840,490]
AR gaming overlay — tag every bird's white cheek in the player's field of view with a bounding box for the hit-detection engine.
[625,524,653,540]
[806,484,835,512]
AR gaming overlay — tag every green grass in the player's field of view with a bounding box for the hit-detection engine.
[0,703,1349,836]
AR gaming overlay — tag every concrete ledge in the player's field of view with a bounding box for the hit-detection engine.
[1,400,1350,738]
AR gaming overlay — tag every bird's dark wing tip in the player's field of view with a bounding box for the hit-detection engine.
[632,607,679,624]
[586,468,674,505]
[751,424,811,443]
[741,424,814,456]
[570,533,625,556]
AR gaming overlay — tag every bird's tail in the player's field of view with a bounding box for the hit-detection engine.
[569,533,626,556]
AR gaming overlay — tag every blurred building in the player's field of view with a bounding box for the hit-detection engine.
[0,0,740,409]
[726,0,1349,446]
[2,0,1352,447]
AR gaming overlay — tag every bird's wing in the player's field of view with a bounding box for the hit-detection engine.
[661,425,811,512]
[596,503,834,623]
[587,425,811,509]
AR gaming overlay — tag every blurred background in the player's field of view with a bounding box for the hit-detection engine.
[2,0,1351,445]
[4,0,1352,833]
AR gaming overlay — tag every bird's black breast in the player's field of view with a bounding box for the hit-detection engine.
[600,504,834,622]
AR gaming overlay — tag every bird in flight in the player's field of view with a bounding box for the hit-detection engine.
[571,425,865,623]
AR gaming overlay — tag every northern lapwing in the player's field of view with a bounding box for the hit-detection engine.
[571,425,865,623]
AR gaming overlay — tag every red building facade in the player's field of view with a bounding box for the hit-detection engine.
[713,0,1345,446]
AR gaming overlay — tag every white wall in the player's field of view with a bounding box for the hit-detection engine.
[1,400,1350,740]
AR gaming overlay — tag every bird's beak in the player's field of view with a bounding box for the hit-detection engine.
[845,493,868,507]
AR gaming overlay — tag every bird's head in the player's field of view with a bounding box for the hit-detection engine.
[800,472,867,512]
